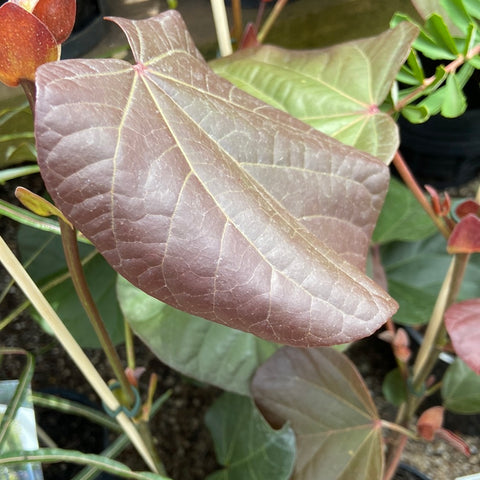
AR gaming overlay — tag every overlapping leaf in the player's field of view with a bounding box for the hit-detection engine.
[205,392,295,480]
[252,347,384,480]
[117,275,278,395]
[211,22,418,163]
[35,11,397,347]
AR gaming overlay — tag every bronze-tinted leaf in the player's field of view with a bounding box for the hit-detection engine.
[35,11,397,347]
[33,0,76,44]
[252,346,384,479]
[0,2,58,86]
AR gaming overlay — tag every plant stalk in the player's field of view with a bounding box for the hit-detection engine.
[231,0,243,43]
[412,253,469,390]
[0,235,159,472]
[210,0,233,56]
[257,0,289,43]
[392,151,451,238]
[58,220,136,407]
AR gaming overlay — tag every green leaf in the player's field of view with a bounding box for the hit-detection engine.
[0,98,36,168]
[212,22,418,163]
[442,359,480,414]
[382,368,407,406]
[441,73,467,117]
[252,347,384,480]
[117,275,278,395]
[464,0,480,18]
[205,393,295,480]
[407,49,426,82]
[0,448,171,479]
[463,22,478,56]
[400,104,431,123]
[17,226,124,348]
[381,235,480,326]
[411,0,465,35]
[440,0,475,34]
[425,13,459,55]
[372,177,437,244]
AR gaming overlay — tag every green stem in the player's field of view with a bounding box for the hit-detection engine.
[58,220,135,407]
[412,253,469,391]
[392,44,480,113]
[257,0,289,43]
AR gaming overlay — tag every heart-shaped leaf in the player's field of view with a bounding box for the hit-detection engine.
[445,298,480,374]
[35,11,397,347]
[211,22,418,163]
[252,346,384,480]
[205,392,296,480]
[447,213,480,253]
[117,275,278,395]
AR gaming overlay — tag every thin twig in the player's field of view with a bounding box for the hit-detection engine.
[257,0,289,43]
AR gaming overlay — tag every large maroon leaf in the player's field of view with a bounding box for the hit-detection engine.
[252,347,384,479]
[34,11,397,347]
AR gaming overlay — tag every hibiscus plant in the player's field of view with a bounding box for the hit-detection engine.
[0,0,479,479]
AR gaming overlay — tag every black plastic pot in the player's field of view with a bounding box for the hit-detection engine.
[395,463,432,480]
[61,0,108,59]
[36,387,115,480]
[398,108,480,189]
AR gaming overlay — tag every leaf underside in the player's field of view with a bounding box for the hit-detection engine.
[252,346,384,480]
[35,11,397,347]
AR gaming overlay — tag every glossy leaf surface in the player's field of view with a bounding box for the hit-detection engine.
[252,347,383,480]
[445,298,480,374]
[0,2,58,86]
[212,22,418,163]
[117,275,278,395]
[442,358,480,414]
[447,213,480,253]
[205,392,295,480]
[35,11,396,347]
[32,0,76,44]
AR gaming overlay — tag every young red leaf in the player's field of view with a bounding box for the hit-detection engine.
[417,406,444,441]
[32,0,76,44]
[447,213,480,253]
[239,22,259,49]
[0,2,58,86]
[455,199,480,219]
[35,11,397,347]
[445,298,480,374]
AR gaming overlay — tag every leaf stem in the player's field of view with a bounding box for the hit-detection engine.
[392,44,480,112]
[257,0,289,43]
[210,0,233,56]
[0,235,158,472]
[231,0,243,43]
[412,253,469,391]
[392,151,451,238]
[58,220,136,407]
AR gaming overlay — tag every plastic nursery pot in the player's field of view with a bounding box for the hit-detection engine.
[36,387,113,480]
[398,109,480,189]
[394,462,432,480]
[61,0,108,58]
